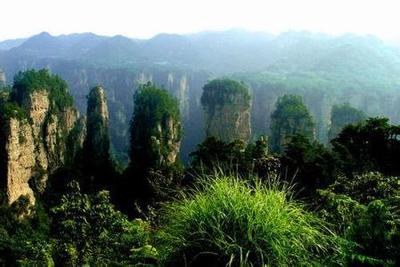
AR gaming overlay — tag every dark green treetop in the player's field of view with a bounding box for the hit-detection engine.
[270,94,315,152]
[126,82,182,206]
[201,78,250,113]
[130,82,181,171]
[328,103,366,140]
[12,69,74,112]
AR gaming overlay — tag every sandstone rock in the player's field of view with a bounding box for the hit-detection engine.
[5,118,36,205]
[85,86,110,163]
[202,79,251,143]
[0,70,83,207]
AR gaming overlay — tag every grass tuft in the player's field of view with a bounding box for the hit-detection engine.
[157,174,341,266]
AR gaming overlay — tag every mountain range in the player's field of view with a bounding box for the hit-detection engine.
[2,29,400,163]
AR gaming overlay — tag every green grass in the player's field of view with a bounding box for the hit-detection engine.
[157,174,342,266]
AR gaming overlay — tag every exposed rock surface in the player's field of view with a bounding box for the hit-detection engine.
[0,70,83,207]
[0,69,6,86]
[202,79,251,143]
[151,117,181,166]
[85,86,110,160]
[82,86,112,187]
[130,84,182,172]
[4,118,36,205]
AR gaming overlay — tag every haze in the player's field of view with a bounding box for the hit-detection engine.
[1,0,399,41]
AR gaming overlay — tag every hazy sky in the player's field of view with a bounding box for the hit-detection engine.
[1,0,399,41]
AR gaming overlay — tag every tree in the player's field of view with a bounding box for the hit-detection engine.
[316,172,400,265]
[281,134,337,196]
[328,103,366,140]
[270,95,315,152]
[189,136,280,179]
[125,83,182,206]
[332,117,400,176]
[12,69,73,112]
[51,181,153,266]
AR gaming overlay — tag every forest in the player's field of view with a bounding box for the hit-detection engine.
[0,28,400,267]
[0,68,399,266]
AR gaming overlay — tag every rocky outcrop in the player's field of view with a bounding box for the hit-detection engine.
[130,83,182,173]
[83,86,112,184]
[150,117,181,166]
[202,79,251,143]
[0,70,84,207]
[4,118,36,205]
[0,69,6,86]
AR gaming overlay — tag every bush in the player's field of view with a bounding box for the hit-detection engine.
[157,175,341,266]
[316,173,400,266]
[326,172,400,204]
[51,181,155,266]
[0,194,53,266]
[347,200,400,266]
[189,136,280,179]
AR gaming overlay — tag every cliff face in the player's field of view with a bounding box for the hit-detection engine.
[82,86,113,188]
[130,84,182,173]
[85,86,110,162]
[150,117,181,166]
[4,118,36,205]
[0,69,6,86]
[0,70,83,206]
[202,79,251,143]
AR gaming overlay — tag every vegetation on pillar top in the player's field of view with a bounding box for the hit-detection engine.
[270,94,315,152]
[0,88,26,121]
[328,103,367,140]
[132,82,180,127]
[130,82,181,169]
[12,69,74,112]
[201,78,250,111]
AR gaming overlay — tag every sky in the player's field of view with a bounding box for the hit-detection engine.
[0,0,399,41]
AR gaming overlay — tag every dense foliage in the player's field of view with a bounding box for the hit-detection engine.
[317,172,400,265]
[270,94,315,152]
[130,82,180,171]
[12,69,74,112]
[281,134,337,196]
[122,83,183,210]
[51,181,153,266]
[328,103,367,140]
[2,41,400,265]
[332,117,400,176]
[201,78,250,115]
[189,136,280,178]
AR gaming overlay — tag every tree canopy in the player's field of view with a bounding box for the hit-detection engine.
[270,94,315,152]
[328,103,367,140]
[201,78,250,114]
[12,69,74,112]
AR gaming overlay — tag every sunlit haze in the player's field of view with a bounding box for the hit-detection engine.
[1,0,399,41]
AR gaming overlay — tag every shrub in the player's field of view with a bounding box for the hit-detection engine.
[0,194,53,266]
[51,181,155,266]
[326,172,400,204]
[347,200,400,266]
[270,95,315,152]
[189,136,280,179]
[317,173,400,266]
[157,175,341,266]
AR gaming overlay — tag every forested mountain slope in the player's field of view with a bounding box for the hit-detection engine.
[1,30,400,162]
